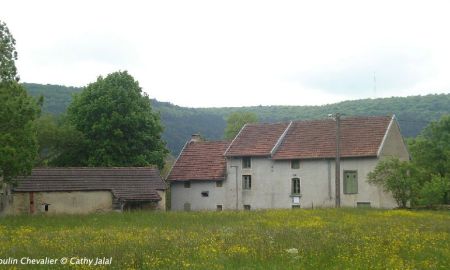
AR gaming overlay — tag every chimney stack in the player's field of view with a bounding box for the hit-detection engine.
[190,134,202,143]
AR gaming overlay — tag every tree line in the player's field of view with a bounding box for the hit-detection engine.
[24,82,450,155]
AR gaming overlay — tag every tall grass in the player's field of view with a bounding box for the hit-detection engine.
[0,208,449,269]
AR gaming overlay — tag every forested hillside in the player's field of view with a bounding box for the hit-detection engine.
[23,83,450,155]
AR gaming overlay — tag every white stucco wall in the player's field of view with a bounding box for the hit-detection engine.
[171,155,399,211]
[170,181,226,211]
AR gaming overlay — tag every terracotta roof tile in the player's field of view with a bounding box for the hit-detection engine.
[224,122,290,157]
[167,141,230,181]
[272,116,392,159]
[14,167,166,201]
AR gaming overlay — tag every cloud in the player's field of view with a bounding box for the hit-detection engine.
[292,48,434,97]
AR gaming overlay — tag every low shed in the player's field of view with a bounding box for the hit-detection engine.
[1,167,166,215]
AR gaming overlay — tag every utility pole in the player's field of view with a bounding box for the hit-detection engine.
[335,113,341,207]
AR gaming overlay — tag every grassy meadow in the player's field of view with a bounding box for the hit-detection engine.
[0,208,449,269]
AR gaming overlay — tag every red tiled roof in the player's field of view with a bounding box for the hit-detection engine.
[272,116,392,159]
[224,122,290,157]
[167,141,230,181]
[14,167,166,201]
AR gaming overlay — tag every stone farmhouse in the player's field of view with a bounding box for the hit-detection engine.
[0,167,166,215]
[167,115,409,210]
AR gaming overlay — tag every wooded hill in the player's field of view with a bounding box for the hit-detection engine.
[24,83,450,155]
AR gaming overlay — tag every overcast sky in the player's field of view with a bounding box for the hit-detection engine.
[1,0,450,107]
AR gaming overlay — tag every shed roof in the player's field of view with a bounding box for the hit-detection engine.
[167,140,230,182]
[14,167,166,201]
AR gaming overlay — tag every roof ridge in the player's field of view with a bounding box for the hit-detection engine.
[224,123,248,156]
[270,121,293,157]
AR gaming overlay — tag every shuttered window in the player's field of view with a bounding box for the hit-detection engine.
[344,171,358,194]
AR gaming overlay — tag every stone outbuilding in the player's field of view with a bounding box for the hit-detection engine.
[1,167,166,215]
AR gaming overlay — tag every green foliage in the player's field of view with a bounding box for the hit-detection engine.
[23,83,81,114]
[408,114,450,205]
[224,112,258,139]
[0,21,18,82]
[24,83,450,155]
[35,114,85,166]
[64,71,168,168]
[409,114,450,178]
[368,157,419,208]
[0,82,40,183]
[419,175,450,207]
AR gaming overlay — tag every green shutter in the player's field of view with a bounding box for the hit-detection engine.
[344,171,358,194]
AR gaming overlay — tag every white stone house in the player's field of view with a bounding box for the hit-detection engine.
[167,116,409,210]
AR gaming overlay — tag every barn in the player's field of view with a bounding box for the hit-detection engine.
[0,167,166,215]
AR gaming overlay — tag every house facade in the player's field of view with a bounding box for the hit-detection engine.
[0,167,166,215]
[168,115,409,210]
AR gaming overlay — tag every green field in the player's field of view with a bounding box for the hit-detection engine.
[0,209,449,269]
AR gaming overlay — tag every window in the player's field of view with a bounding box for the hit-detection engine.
[216,205,223,211]
[201,191,209,197]
[44,204,49,212]
[292,205,301,209]
[291,159,300,169]
[291,178,301,195]
[357,202,371,208]
[242,157,251,168]
[216,181,223,187]
[184,181,191,188]
[344,171,358,194]
[243,175,252,190]
[183,202,191,211]
[244,204,251,210]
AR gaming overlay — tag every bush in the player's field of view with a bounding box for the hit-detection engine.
[419,176,450,207]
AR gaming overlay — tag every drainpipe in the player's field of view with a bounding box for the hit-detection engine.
[230,165,239,210]
[328,160,332,200]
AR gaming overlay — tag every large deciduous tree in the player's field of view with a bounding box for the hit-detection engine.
[0,21,40,183]
[409,114,450,205]
[64,71,168,168]
[0,21,19,82]
[0,82,40,183]
[224,112,258,139]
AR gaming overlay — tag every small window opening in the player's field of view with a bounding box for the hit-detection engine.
[201,191,209,197]
[216,205,223,211]
[184,181,191,188]
[216,181,223,187]
[184,202,191,211]
[357,202,371,208]
[244,204,251,210]
[291,159,300,169]
[242,157,251,168]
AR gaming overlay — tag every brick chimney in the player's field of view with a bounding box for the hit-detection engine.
[190,134,202,143]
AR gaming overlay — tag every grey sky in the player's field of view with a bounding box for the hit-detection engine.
[1,0,449,107]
